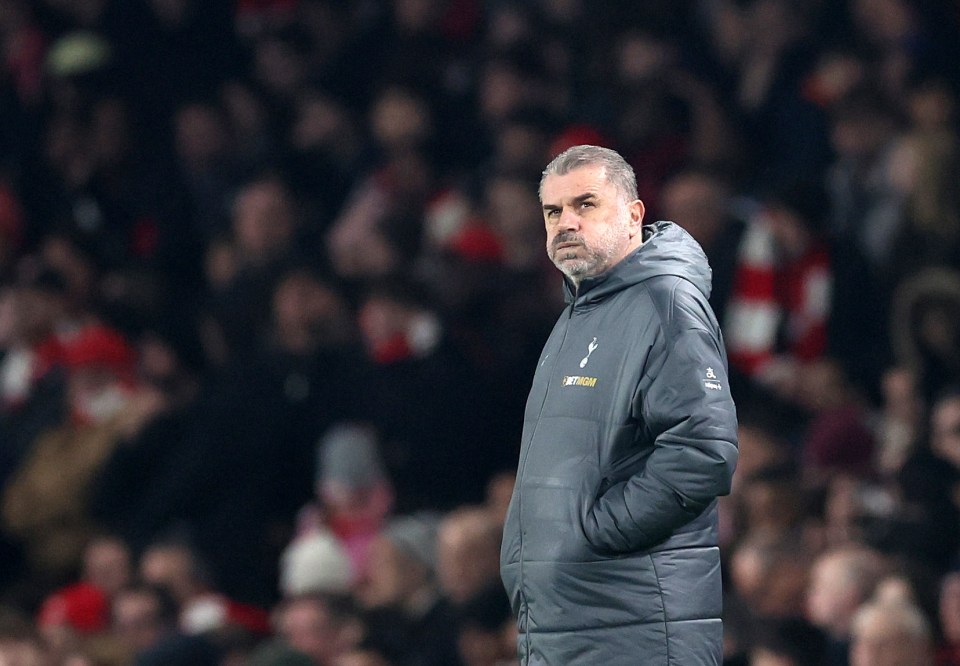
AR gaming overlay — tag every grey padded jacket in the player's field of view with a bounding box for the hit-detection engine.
[500,221,739,665]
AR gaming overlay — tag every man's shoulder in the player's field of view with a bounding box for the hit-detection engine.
[635,275,715,332]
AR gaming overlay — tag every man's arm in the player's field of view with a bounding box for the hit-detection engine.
[582,319,739,554]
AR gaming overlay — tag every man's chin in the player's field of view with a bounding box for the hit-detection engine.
[554,258,590,280]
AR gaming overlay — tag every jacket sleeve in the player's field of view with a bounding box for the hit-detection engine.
[583,310,739,554]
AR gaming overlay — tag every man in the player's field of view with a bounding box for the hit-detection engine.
[499,145,739,665]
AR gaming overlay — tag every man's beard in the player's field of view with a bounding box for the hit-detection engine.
[547,225,628,282]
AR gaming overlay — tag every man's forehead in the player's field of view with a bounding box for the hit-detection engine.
[541,165,612,200]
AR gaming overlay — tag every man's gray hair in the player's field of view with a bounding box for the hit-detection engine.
[539,145,638,203]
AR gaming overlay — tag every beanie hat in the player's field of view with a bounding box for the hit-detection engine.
[317,423,386,490]
[279,529,353,596]
[382,512,441,572]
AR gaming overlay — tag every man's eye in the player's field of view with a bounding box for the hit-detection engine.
[580,201,594,209]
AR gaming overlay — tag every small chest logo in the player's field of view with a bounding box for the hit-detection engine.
[563,375,598,388]
[580,337,599,368]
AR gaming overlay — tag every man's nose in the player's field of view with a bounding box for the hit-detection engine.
[557,207,580,231]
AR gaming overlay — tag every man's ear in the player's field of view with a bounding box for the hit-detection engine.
[628,199,646,237]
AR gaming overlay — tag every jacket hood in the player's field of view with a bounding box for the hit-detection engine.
[564,220,713,305]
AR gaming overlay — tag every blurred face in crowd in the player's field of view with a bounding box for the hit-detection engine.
[175,103,229,170]
[277,597,355,666]
[849,603,933,666]
[541,165,644,285]
[272,271,352,353]
[479,61,527,123]
[806,550,883,639]
[939,573,960,643]
[112,589,166,653]
[356,537,429,609]
[232,180,296,264]
[661,172,728,249]
[436,510,501,605]
[139,544,198,605]
[7,284,64,344]
[370,87,432,152]
[931,396,960,468]
[485,177,542,265]
[83,536,132,597]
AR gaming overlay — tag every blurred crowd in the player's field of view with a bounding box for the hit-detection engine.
[1,0,960,664]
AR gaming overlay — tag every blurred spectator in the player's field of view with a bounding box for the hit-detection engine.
[28,534,129,662]
[874,366,925,478]
[891,269,960,404]
[724,178,882,398]
[286,88,365,224]
[208,175,304,359]
[138,538,270,639]
[80,534,132,600]
[707,0,831,186]
[279,526,352,599]
[1,323,144,588]
[356,513,462,666]
[436,506,502,607]
[797,359,877,480]
[87,320,208,554]
[172,99,244,243]
[887,78,960,282]
[0,269,70,489]
[938,572,960,665]
[326,148,437,284]
[91,289,336,606]
[729,532,812,620]
[736,464,811,541]
[272,593,364,666]
[660,167,745,326]
[826,85,906,281]
[354,280,489,512]
[302,421,394,584]
[894,387,960,570]
[849,599,935,666]
[806,546,889,666]
[110,581,218,665]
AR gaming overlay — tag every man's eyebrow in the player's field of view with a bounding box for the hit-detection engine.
[542,193,597,210]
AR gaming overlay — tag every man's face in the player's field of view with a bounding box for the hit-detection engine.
[540,165,643,283]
